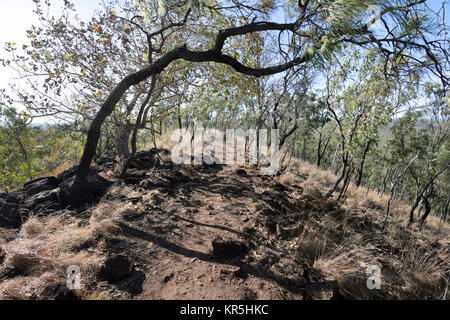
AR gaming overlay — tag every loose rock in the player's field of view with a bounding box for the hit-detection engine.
[211,236,249,260]
[100,254,133,283]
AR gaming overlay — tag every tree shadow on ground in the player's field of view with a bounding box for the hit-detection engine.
[118,222,307,295]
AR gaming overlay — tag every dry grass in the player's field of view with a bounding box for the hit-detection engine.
[50,163,73,177]
[293,161,337,193]
[398,246,449,299]
[312,245,366,280]
[284,159,450,299]
[0,200,130,299]
[280,172,295,186]
[89,201,123,237]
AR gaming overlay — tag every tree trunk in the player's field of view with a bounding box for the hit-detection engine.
[316,132,323,166]
[416,198,424,219]
[408,194,422,226]
[301,136,308,160]
[337,166,352,201]
[355,140,371,187]
[120,75,157,177]
[440,196,450,225]
[419,195,432,227]
[326,154,348,198]
[114,124,131,165]
[381,165,392,195]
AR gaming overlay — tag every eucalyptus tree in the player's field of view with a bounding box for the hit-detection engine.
[402,83,450,227]
[322,48,399,199]
[3,0,445,203]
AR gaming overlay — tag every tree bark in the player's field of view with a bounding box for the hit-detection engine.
[355,140,372,187]
[381,165,392,195]
[408,160,450,227]
[419,194,432,227]
[316,132,323,166]
[337,165,352,201]
[326,154,348,198]
[120,75,157,177]
[114,123,131,164]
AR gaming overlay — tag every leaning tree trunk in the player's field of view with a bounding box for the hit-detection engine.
[70,47,185,199]
[355,140,372,187]
[337,166,353,201]
[326,154,348,198]
[419,194,432,227]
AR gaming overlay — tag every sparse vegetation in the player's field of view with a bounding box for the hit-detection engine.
[0,0,449,301]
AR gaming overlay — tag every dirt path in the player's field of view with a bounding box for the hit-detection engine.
[105,164,306,300]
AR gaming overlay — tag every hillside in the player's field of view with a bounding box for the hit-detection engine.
[0,148,448,300]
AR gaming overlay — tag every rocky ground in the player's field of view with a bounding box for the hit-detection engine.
[0,148,448,300]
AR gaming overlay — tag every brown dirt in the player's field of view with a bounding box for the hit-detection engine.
[100,163,311,300]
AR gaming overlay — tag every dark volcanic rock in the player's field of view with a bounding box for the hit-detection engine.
[23,188,59,209]
[95,157,116,171]
[139,174,172,190]
[235,169,248,177]
[59,169,113,206]
[306,281,338,300]
[0,193,21,228]
[263,217,277,234]
[100,254,133,283]
[0,264,19,281]
[57,166,79,181]
[123,168,147,184]
[163,170,190,184]
[273,182,287,192]
[0,247,5,265]
[211,236,249,260]
[39,283,80,300]
[220,266,248,280]
[84,171,113,196]
[131,150,161,169]
[23,177,60,196]
[0,193,19,203]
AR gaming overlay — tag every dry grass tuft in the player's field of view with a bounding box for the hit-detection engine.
[283,156,450,299]
[280,172,295,186]
[89,201,123,237]
[0,200,127,299]
[50,163,73,177]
